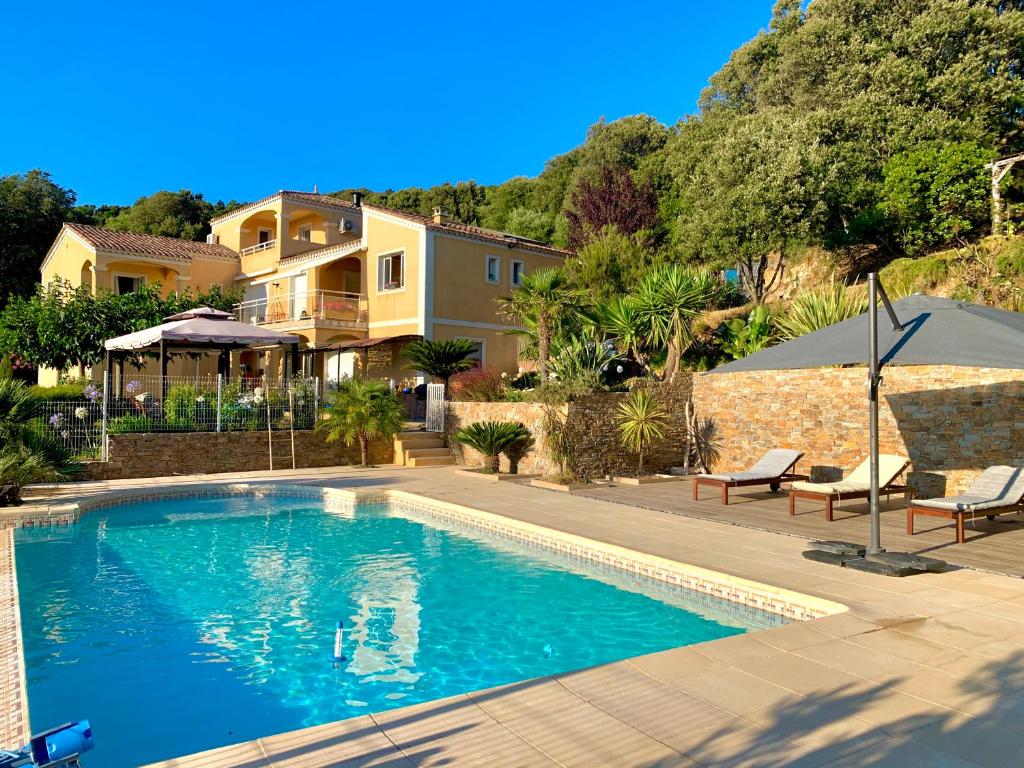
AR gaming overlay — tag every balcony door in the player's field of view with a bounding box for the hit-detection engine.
[292,273,308,319]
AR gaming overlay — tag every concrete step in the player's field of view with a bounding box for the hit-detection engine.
[407,455,456,467]
[405,447,453,460]
[393,433,446,465]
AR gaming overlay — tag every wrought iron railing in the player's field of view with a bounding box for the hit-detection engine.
[234,290,367,325]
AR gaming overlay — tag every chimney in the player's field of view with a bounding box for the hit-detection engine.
[352,191,363,207]
[432,206,449,225]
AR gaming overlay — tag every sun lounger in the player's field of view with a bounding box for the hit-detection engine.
[693,449,807,504]
[789,454,911,521]
[907,465,1024,544]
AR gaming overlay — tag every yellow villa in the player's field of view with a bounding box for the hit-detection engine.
[39,190,569,386]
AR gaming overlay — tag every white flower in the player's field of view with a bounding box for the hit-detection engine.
[74,407,88,420]
[195,396,205,403]
[501,371,508,379]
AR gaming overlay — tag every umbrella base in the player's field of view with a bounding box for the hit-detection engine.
[807,540,867,556]
[866,551,947,573]
[801,547,947,577]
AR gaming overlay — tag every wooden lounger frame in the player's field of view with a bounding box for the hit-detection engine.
[693,457,808,505]
[789,478,913,521]
[907,502,1024,544]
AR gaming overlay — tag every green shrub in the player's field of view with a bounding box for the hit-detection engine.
[28,383,87,402]
[879,252,954,294]
[995,240,1024,278]
[163,382,216,431]
[107,415,154,434]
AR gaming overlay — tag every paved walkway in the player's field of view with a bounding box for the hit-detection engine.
[18,467,1024,766]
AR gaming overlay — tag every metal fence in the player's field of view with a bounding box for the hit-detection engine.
[35,375,321,462]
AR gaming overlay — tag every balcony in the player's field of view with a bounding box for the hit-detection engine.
[240,239,277,257]
[235,290,368,329]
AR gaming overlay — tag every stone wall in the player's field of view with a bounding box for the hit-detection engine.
[83,429,393,481]
[693,365,1024,498]
[445,379,694,478]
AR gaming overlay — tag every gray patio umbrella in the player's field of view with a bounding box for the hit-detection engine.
[709,276,1024,553]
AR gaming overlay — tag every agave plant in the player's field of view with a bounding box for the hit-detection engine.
[318,379,405,466]
[775,280,869,340]
[547,335,619,385]
[453,420,531,473]
[595,296,651,371]
[615,389,669,474]
[401,339,479,387]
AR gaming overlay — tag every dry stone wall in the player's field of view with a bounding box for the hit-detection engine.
[445,379,695,478]
[693,365,1024,498]
[84,430,393,481]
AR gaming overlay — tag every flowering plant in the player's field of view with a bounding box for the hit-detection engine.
[126,380,142,394]
[84,384,100,402]
[74,407,89,420]
[49,413,63,428]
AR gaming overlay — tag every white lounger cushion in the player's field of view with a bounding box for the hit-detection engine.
[702,448,802,483]
[791,454,908,495]
[914,466,1024,512]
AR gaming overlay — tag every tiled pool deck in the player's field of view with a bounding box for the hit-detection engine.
[9,465,1024,766]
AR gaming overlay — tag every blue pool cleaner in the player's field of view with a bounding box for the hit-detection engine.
[329,621,346,663]
[0,720,94,768]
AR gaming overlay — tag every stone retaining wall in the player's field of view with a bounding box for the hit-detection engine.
[445,379,694,478]
[692,365,1024,498]
[83,430,393,480]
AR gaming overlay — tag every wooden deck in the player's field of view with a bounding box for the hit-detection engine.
[577,480,1024,577]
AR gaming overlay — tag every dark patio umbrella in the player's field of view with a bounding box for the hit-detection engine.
[709,277,1024,553]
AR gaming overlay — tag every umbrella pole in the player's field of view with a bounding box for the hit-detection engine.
[868,274,883,554]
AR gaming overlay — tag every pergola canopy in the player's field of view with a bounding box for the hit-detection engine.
[104,307,300,351]
[710,295,1024,374]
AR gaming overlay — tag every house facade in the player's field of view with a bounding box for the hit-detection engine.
[38,190,569,386]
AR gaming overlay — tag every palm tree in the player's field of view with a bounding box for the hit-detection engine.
[0,379,73,504]
[401,339,478,387]
[318,379,405,466]
[500,268,585,383]
[453,421,531,473]
[615,389,668,475]
[633,266,727,382]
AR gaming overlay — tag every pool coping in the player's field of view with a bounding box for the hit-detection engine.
[0,481,845,751]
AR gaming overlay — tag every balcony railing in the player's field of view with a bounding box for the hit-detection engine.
[235,290,368,326]
[240,239,277,257]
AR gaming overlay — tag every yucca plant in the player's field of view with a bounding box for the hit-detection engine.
[453,420,531,473]
[615,389,669,475]
[318,379,405,466]
[401,339,479,387]
[775,280,869,340]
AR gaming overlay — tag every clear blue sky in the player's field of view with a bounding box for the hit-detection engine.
[1,1,772,206]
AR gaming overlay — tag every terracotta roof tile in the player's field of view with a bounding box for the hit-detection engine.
[65,223,238,263]
[362,204,572,258]
[209,191,360,224]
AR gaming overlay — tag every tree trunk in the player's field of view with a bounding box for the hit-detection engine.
[638,446,644,476]
[486,453,500,473]
[663,340,681,382]
[537,315,551,383]
[359,433,369,466]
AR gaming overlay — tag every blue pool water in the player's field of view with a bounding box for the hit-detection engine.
[16,494,786,767]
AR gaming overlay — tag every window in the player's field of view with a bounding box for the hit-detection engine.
[298,225,312,242]
[458,339,484,367]
[511,259,526,287]
[485,255,500,284]
[258,228,272,244]
[115,275,143,295]
[379,251,405,291]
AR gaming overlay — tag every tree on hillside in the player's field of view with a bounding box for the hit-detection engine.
[105,190,218,240]
[0,170,76,306]
[672,114,832,301]
[564,165,659,251]
[565,225,658,301]
[880,141,994,255]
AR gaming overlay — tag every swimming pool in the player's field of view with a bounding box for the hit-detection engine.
[15,491,788,767]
